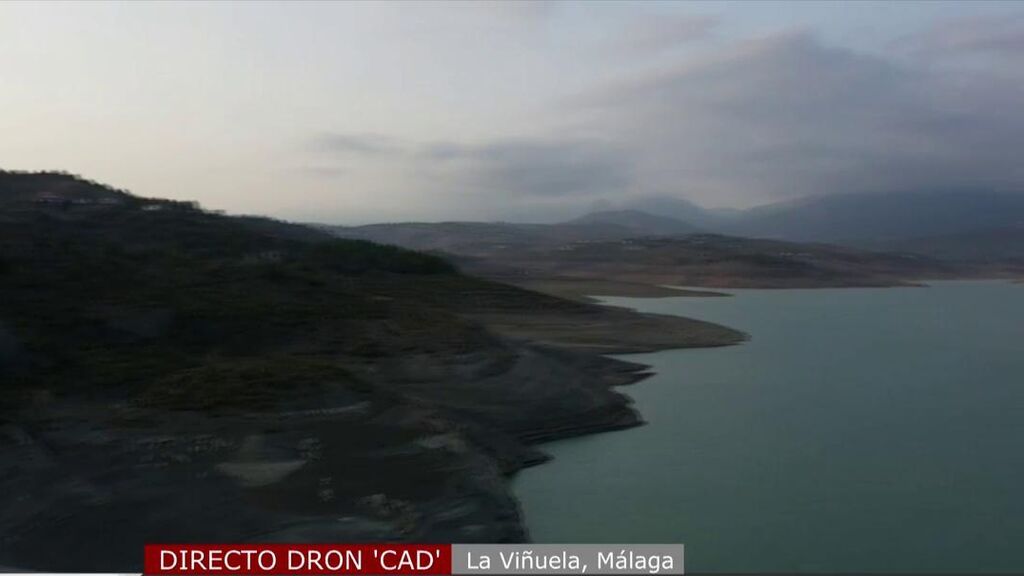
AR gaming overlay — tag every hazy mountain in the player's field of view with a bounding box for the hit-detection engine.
[566,209,699,235]
[722,191,1024,245]
[617,196,730,228]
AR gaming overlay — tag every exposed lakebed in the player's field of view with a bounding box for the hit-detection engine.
[516,281,1024,573]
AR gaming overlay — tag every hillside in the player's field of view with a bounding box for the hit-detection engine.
[326,219,636,252]
[565,209,699,235]
[329,210,701,254]
[880,225,1024,264]
[0,171,742,569]
[0,170,136,205]
[325,215,972,290]
[451,234,966,289]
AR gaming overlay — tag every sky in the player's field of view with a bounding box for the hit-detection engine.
[2,0,1023,224]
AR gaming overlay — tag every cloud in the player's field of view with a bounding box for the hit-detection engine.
[303,133,631,221]
[295,165,348,178]
[615,13,718,55]
[895,11,1024,60]
[573,30,1024,206]
[311,133,403,155]
[305,21,1024,221]
[417,138,632,198]
[310,133,630,196]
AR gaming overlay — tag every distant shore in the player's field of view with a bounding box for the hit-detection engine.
[513,278,731,302]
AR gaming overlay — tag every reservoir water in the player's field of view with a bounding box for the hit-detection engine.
[515,281,1024,573]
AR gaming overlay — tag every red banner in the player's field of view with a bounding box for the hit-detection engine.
[144,544,452,575]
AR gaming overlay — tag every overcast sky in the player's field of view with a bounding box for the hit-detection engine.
[3,1,1023,223]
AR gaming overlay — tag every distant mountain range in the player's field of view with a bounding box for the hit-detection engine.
[715,191,1024,247]
[610,191,1024,260]
[613,190,1024,240]
[328,190,1024,265]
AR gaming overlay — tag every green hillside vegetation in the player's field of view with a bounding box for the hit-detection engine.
[0,170,476,410]
[2,171,736,414]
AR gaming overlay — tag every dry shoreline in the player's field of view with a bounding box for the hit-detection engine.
[0,291,745,570]
[511,278,731,302]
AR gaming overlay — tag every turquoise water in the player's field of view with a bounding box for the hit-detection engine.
[514,281,1024,573]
